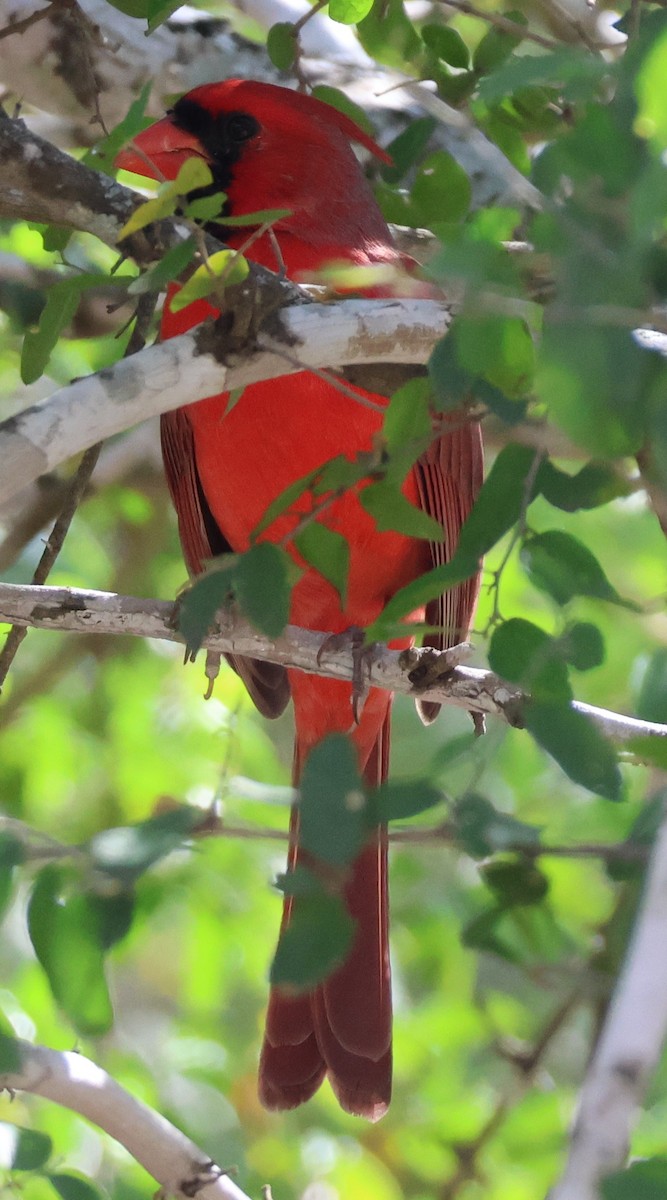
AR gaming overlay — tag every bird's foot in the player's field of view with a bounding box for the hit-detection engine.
[317,626,381,724]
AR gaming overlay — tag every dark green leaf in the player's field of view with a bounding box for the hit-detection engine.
[489,617,572,702]
[267,22,297,70]
[128,236,197,296]
[382,117,437,184]
[252,465,321,538]
[0,834,23,926]
[525,701,622,800]
[27,867,114,1036]
[371,443,540,633]
[275,864,325,898]
[270,894,355,989]
[456,443,541,559]
[482,859,549,906]
[606,792,664,882]
[637,648,667,723]
[452,792,541,858]
[48,1173,106,1200]
[21,281,81,385]
[90,807,199,883]
[372,779,442,822]
[521,530,635,608]
[603,1157,667,1200]
[422,23,469,67]
[559,622,605,671]
[294,523,349,604]
[0,1007,22,1073]
[537,459,633,511]
[473,12,526,73]
[177,561,236,654]
[235,543,292,638]
[0,1124,52,1171]
[146,0,181,31]
[358,0,421,69]
[299,735,368,867]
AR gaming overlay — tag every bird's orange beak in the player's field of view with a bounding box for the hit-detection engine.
[115,116,210,182]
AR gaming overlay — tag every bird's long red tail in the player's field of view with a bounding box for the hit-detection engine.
[259,713,392,1121]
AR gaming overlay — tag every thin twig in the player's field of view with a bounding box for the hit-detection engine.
[0,443,102,690]
[436,0,562,50]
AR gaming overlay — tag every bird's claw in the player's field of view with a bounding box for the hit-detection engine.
[317,626,379,725]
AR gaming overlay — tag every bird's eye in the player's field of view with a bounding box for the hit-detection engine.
[226,113,260,143]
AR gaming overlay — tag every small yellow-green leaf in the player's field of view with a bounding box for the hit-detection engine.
[169,250,249,312]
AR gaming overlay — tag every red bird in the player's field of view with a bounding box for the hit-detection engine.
[117,80,482,1121]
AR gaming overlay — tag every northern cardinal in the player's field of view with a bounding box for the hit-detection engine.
[117,80,482,1120]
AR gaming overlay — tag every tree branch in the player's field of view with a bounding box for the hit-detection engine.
[549,789,667,1200]
[0,582,664,750]
[0,1039,253,1200]
[0,293,451,505]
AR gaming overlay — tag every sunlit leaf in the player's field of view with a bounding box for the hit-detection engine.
[168,250,249,312]
[27,867,114,1036]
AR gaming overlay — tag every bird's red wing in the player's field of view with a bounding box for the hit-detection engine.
[414,416,484,723]
[161,408,290,719]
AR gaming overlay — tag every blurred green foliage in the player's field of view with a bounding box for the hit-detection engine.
[2,0,667,1198]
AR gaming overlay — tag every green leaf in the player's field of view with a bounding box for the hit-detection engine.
[128,236,197,296]
[489,617,572,702]
[0,1031,22,1073]
[0,1124,53,1171]
[382,377,433,451]
[85,83,152,174]
[603,1157,667,1200]
[185,194,226,223]
[27,867,114,1036]
[521,530,636,608]
[177,560,236,654]
[118,158,213,237]
[607,793,665,882]
[361,479,444,540]
[358,0,421,69]
[267,21,297,70]
[457,443,541,559]
[451,793,542,858]
[215,207,291,228]
[146,0,182,32]
[637,648,667,723]
[479,46,605,104]
[482,859,549,906]
[455,315,535,399]
[21,280,81,385]
[473,12,526,73]
[411,151,471,225]
[537,459,633,511]
[294,523,349,604]
[329,0,374,23]
[372,779,442,822]
[422,23,469,68]
[270,893,355,989]
[252,465,321,539]
[47,1173,106,1200]
[168,250,249,312]
[0,834,23,926]
[525,701,622,800]
[559,622,605,671]
[299,735,368,867]
[311,86,376,137]
[235,543,292,638]
[90,807,199,883]
[382,118,437,184]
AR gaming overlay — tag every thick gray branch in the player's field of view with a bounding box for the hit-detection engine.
[0,582,665,749]
[0,294,450,505]
[0,1039,252,1200]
